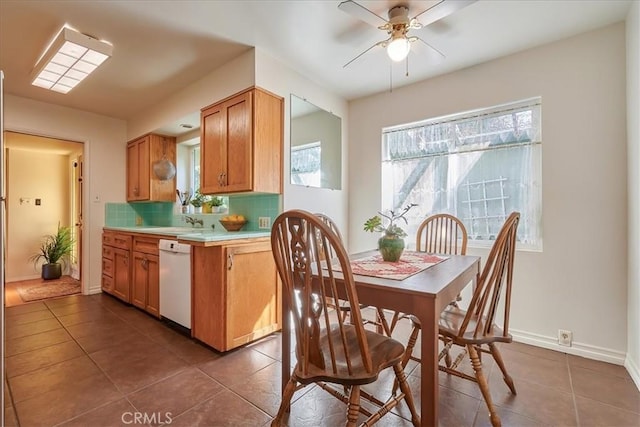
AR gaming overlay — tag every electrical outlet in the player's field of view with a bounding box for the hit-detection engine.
[558,329,572,347]
[258,217,271,229]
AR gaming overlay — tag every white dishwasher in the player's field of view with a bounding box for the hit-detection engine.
[158,239,192,329]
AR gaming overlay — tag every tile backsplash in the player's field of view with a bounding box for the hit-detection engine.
[105,193,281,232]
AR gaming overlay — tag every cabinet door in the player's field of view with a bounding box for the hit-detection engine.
[200,91,252,194]
[224,91,252,193]
[225,242,280,350]
[112,247,131,302]
[131,251,160,317]
[145,254,160,318]
[200,103,226,194]
[131,251,147,310]
[127,137,150,201]
[126,141,140,201]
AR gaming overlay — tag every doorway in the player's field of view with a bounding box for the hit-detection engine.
[4,131,84,305]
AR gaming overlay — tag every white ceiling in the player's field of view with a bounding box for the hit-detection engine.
[0,0,633,122]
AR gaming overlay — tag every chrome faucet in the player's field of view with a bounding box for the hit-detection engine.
[185,216,203,227]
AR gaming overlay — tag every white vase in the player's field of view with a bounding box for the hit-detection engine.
[193,206,202,214]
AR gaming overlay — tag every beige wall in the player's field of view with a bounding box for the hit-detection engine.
[626,0,640,387]
[255,49,350,237]
[4,95,127,294]
[349,24,628,363]
[6,147,71,281]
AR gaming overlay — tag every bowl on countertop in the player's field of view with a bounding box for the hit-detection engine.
[219,219,248,232]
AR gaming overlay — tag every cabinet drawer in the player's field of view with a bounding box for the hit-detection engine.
[133,236,159,256]
[102,245,114,260]
[103,232,132,250]
[102,257,114,277]
[102,274,113,293]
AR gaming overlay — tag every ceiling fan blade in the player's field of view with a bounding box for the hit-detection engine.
[338,0,388,29]
[412,0,477,28]
[412,37,446,59]
[343,39,388,68]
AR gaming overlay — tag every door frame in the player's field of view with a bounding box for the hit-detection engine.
[3,129,86,292]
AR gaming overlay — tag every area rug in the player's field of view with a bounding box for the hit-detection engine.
[17,280,81,302]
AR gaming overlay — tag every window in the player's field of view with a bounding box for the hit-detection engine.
[291,141,321,187]
[382,98,542,250]
[190,144,200,191]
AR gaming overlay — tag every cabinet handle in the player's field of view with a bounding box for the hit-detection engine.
[142,258,148,270]
[227,253,233,270]
[222,172,227,186]
[218,172,224,187]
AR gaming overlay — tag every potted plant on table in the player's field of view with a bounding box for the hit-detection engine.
[364,204,417,262]
[30,224,74,280]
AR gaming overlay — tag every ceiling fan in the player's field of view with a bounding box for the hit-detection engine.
[338,0,477,68]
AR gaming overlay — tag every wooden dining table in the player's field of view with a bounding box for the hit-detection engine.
[280,250,481,426]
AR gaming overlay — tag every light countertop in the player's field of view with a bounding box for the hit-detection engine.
[103,226,270,243]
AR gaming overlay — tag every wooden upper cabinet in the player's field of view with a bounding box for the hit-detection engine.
[127,133,177,202]
[200,87,283,195]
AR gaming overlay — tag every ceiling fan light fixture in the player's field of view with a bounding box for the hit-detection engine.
[30,25,112,94]
[387,36,410,62]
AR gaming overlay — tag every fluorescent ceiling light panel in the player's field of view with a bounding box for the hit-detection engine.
[31,26,112,94]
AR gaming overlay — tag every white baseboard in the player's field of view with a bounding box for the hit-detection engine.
[624,355,640,391]
[86,286,103,295]
[6,274,41,283]
[510,328,627,365]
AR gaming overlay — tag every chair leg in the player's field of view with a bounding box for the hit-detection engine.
[346,385,361,427]
[388,311,401,334]
[468,344,501,427]
[393,363,421,427]
[375,307,392,336]
[489,343,517,394]
[392,319,420,395]
[272,378,298,426]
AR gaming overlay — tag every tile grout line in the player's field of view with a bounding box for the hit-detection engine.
[567,353,581,426]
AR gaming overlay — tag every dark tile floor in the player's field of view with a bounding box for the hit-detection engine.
[3,293,640,426]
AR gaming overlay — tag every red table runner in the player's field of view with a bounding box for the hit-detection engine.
[333,251,449,281]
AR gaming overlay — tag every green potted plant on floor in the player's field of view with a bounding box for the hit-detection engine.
[364,204,417,262]
[30,224,74,280]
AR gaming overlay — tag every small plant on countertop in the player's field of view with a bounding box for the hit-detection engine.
[190,188,206,208]
[206,196,224,208]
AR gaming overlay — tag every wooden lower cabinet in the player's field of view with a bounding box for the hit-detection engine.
[112,248,131,302]
[102,231,132,302]
[131,252,160,317]
[192,240,281,351]
[131,235,161,317]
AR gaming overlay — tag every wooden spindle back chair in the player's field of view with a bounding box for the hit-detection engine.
[389,213,468,333]
[271,209,420,427]
[316,213,391,334]
[416,213,468,255]
[400,212,520,427]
